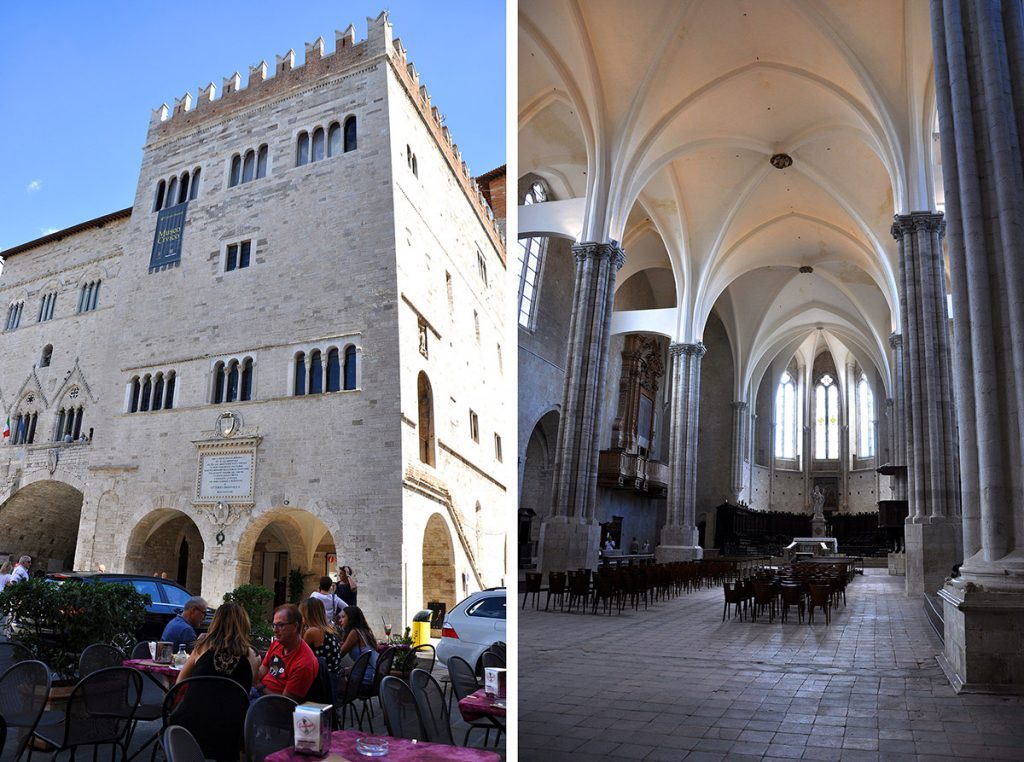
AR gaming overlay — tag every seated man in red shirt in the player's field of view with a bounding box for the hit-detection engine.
[260,604,318,702]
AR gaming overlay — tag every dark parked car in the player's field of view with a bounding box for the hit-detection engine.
[47,572,213,642]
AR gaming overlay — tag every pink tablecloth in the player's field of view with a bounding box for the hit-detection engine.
[123,658,181,678]
[265,730,500,761]
[458,688,507,722]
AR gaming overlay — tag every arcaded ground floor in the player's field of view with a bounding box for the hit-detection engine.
[518,569,1024,761]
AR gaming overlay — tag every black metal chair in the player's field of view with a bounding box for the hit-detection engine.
[162,676,250,762]
[447,656,496,747]
[521,572,542,609]
[78,643,126,678]
[411,643,436,674]
[243,694,296,762]
[409,668,454,745]
[487,642,506,663]
[29,666,142,762]
[0,659,50,760]
[379,676,424,741]
[0,643,33,678]
[161,725,205,762]
[336,650,371,730]
[481,651,505,670]
[123,644,168,760]
[356,646,395,732]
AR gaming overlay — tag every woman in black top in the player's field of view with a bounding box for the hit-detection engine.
[337,566,358,606]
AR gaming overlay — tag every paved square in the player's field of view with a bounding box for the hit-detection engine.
[519,570,1024,761]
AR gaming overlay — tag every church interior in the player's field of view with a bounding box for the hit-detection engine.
[517,1,1024,756]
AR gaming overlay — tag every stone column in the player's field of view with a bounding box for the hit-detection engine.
[893,212,962,599]
[889,332,909,502]
[656,342,705,561]
[932,0,1024,693]
[729,401,749,503]
[538,241,624,574]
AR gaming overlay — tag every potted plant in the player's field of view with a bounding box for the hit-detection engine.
[388,627,417,676]
[223,584,274,651]
[0,578,147,684]
[287,568,313,604]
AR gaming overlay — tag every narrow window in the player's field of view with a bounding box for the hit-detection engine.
[226,361,239,402]
[328,123,341,157]
[155,180,166,211]
[242,150,255,183]
[309,350,323,394]
[294,352,306,396]
[230,155,241,187]
[296,132,309,166]
[37,298,45,323]
[164,371,176,409]
[494,433,503,462]
[256,145,268,179]
[239,241,251,269]
[343,346,357,390]
[90,281,101,311]
[178,171,190,203]
[240,358,253,401]
[189,168,200,199]
[226,244,238,272]
[417,372,435,466]
[326,349,341,392]
[411,155,418,177]
[312,128,325,162]
[344,116,357,152]
[497,343,503,374]
[71,407,83,439]
[774,371,798,459]
[152,373,164,411]
[445,272,454,313]
[53,411,63,441]
[814,374,839,459]
[165,177,178,209]
[40,345,52,368]
[470,410,480,443]
[477,251,488,284]
[130,378,141,413]
[27,413,37,444]
[473,310,480,343]
[213,362,225,404]
[140,375,152,412]
[858,374,875,457]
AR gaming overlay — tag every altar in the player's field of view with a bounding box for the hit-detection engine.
[785,537,839,562]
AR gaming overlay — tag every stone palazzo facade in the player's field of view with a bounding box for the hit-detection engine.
[0,13,509,630]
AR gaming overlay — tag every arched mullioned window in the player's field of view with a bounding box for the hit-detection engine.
[814,373,840,459]
[242,151,255,184]
[344,116,357,152]
[417,371,435,466]
[165,177,178,209]
[178,172,190,204]
[312,128,325,162]
[517,181,549,328]
[78,280,101,313]
[256,145,268,179]
[140,375,152,412]
[856,373,875,457]
[230,155,242,187]
[344,346,357,390]
[296,132,310,166]
[774,370,799,459]
[154,180,166,211]
[152,373,164,412]
[55,404,83,440]
[213,362,225,404]
[240,358,253,401]
[164,371,176,409]
[326,348,341,392]
[189,168,200,200]
[294,352,306,396]
[12,409,38,445]
[309,351,324,394]
[328,123,341,157]
[130,377,141,413]
[226,360,240,402]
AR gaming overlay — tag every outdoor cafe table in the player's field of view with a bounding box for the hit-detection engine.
[265,730,502,761]
[123,658,181,687]
[458,688,507,723]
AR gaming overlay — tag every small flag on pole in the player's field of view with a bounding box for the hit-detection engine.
[2,418,9,440]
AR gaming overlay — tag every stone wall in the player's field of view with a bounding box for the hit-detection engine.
[695,312,733,517]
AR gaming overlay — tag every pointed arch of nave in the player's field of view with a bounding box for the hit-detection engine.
[0,478,83,573]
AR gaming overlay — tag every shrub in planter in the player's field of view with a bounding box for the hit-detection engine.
[0,578,147,683]
[223,584,274,650]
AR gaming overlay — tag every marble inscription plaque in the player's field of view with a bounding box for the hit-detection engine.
[199,453,253,500]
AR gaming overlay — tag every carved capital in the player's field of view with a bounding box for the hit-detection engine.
[731,401,748,411]
[669,341,707,359]
[888,332,903,350]
[571,241,625,271]
[891,211,945,240]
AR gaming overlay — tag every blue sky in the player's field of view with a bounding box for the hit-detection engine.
[0,1,506,252]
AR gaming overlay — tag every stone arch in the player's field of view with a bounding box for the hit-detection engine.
[422,513,456,628]
[519,410,560,568]
[0,479,83,572]
[124,508,206,594]
[236,508,338,608]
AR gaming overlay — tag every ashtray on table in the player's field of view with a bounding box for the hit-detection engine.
[355,736,389,756]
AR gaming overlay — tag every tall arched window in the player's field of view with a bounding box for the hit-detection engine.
[230,155,242,187]
[164,371,176,409]
[309,351,323,394]
[242,151,255,184]
[344,116,357,152]
[814,374,840,459]
[518,181,549,328]
[417,372,435,466]
[226,361,240,402]
[326,349,341,392]
[312,128,325,162]
[774,371,798,459]
[189,168,200,199]
[154,180,166,211]
[327,123,341,157]
[256,146,268,179]
[343,346,357,390]
[857,374,875,457]
[130,377,141,413]
[178,172,190,204]
[293,352,306,396]
[213,362,225,404]
[296,132,309,166]
[165,177,178,209]
[140,375,152,412]
[240,358,253,401]
[152,373,164,412]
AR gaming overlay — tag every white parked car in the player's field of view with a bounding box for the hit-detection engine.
[436,588,506,672]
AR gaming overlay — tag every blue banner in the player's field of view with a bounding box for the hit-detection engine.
[150,202,188,272]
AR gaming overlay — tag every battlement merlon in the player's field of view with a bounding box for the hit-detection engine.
[147,11,393,133]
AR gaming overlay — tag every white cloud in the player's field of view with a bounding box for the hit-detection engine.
[26,180,41,193]
[40,227,59,235]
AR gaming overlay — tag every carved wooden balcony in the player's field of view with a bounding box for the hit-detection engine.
[598,449,668,497]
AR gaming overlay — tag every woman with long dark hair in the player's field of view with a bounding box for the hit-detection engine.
[338,605,378,690]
